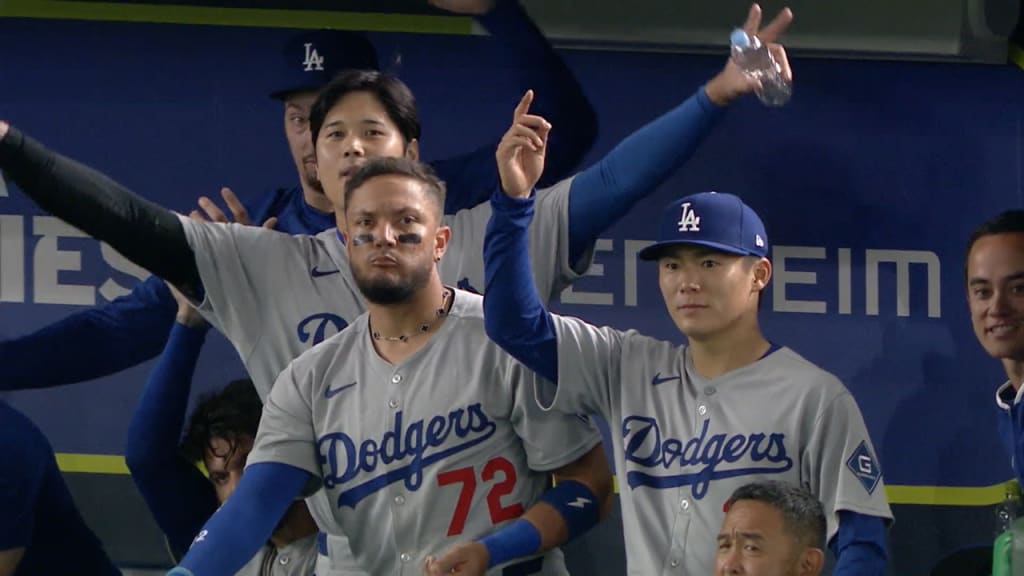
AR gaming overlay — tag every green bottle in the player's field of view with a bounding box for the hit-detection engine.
[993,480,1021,576]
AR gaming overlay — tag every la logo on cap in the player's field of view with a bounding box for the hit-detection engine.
[755,234,764,247]
[303,42,325,72]
[677,202,701,232]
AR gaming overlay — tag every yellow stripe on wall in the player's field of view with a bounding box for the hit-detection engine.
[0,1,473,34]
[608,476,1014,506]
[56,452,1013,507]
[885,482,1012,507]
[56,452,130,475]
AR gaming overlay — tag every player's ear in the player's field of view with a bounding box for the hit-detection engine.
[433,225,451,263]
[405,139,420,162]
[797,547,825,576]
[751,257,772,292]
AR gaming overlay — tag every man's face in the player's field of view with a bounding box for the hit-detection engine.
[203,434,253,504]
[657,245,768,342]
[715,500,817,576]
[315,91,418,216]
[344,175,447,305]
[283,91,322,193]
[967,232,1024,363]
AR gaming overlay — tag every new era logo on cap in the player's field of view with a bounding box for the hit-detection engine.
[638,191,769,261]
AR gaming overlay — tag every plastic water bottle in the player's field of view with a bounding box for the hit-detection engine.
[993,480,1021,576]
[729,28,791,106]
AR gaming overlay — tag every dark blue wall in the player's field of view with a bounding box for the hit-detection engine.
[1,15,1021,574]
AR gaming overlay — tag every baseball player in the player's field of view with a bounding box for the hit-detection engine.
[0,400,120,575]
[0,0,598,394]
[0,34,765,397]
[716,481,827,576]
[964,210,1024,485]
[482,184,894,575]
[480,15,893,567]
[0,11,778,568]
[165,156,613,576]
[124,282,319,574]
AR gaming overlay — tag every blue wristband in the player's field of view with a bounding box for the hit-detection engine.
[537,480,600,542]
[478,518,542,568]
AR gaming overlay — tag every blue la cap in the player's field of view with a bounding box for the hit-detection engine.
[637,192,769,261]
[269,29,380,100]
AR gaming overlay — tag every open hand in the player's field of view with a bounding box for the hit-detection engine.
[190,187,278,229]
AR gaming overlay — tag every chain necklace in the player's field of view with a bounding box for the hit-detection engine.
[371,287,453,343]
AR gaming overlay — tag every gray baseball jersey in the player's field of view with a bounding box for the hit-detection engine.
[178,177,588,573]
[541,319,893,575]
[247,291,600,575]
[179,176,582,400]
[234,534,318,576]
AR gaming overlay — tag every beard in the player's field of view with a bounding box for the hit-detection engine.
[302,165,324,194]
[353,257,433,305]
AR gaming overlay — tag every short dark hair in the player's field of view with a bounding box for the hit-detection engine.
[344,156,446,219]
[964,210,1024,282]
[310,70,420,149]
[179,379,262,464]
[724,481,827,549]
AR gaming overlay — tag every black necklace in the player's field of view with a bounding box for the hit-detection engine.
[371,287,453,343]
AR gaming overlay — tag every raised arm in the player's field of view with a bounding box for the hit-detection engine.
[125,287,219,556]
[426,0,598,213]
[565,5,794,263]
[482,92,559,381]
[0,123,202,299]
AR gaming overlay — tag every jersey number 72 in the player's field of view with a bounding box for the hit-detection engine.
[437,456,524,536]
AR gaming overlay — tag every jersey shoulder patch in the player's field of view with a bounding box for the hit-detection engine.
[845,440,882,494]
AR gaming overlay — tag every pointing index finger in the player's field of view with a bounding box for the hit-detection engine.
[513,90,534,121]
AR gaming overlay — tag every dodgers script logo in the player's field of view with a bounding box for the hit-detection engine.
[297,313,348,346]
[318,403,497,509]
[622,417,793,499]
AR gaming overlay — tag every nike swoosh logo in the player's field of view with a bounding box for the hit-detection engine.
[312,266,341,278]
[651,373,681,386]
[325,382,356,399]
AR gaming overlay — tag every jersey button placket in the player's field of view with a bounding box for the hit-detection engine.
[665,486,692,574]
[389,484,415,569]
[389,373,403,410]
[387,368,412,575]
